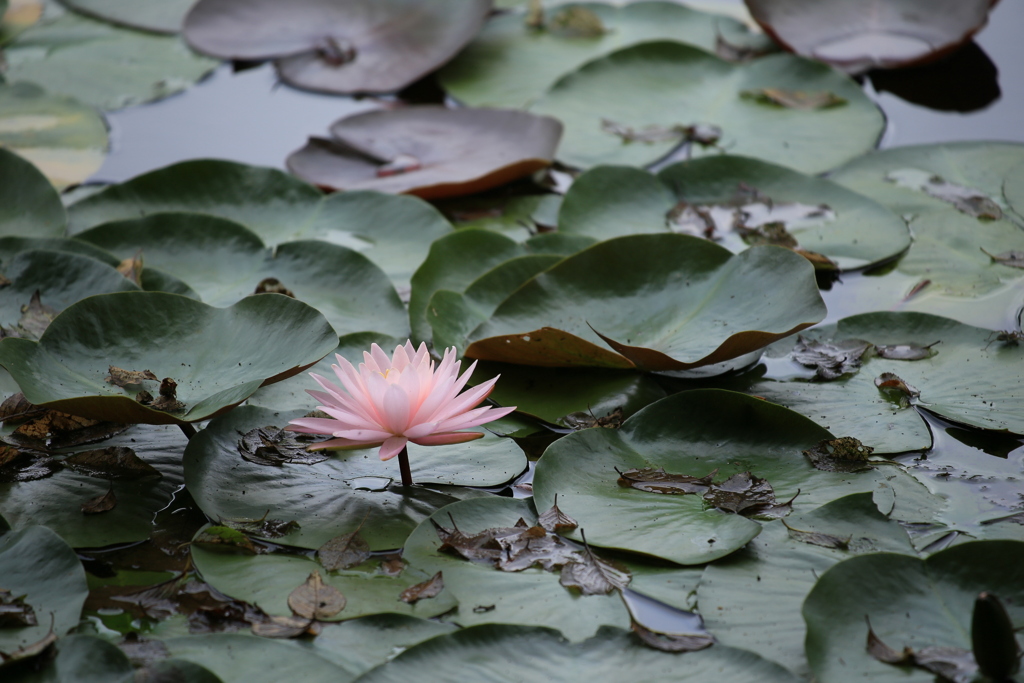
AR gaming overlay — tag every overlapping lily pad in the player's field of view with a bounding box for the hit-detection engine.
[529,42,884,173]
[803,540,1024,682]
[0,147,65,236]
[828,141,1024,224]
[0,525,88,658]
[0,291,338,424]
[60,0,195,34]
[531,390,921,565]
[752,312,1024,453]
[355,623,801,682]
[697,494,914,676]
[183,406,525,550]
[192,542,457,622]
[559,157,910,269]
[287,106,562,199]
[74,213,408,336]
[401,496,630,641]
[0,424,187,547]
[745,0,999,73]
[183,0,491,94]
[2,10,217,110]
[65,160,454,290]
[439,1,773,108]
[162,633,351,683]
[0,81,107,189]
[464,234,826,372]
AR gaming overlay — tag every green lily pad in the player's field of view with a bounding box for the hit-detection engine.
[183,0,491,95]
[470,361,667,426]
[559,157,911,270]
[0,423,187,548]
[751,312,1024,453]
[2,10,217,110]
[191,541,457,622]
[0,236,199,298]
[803,540,1024,682]
[465,234,826,372]
[74,213,408,337]
[400,496,630,641]
[1004,161,1024,222]
[828,141,1024,224]
[355,624,801,682]
[410,229,589,346]
[0,249,138,334]
[60,0,194,34]
[64,161,454,291]
[0,81,107,189]
[0,291,338,424]
[438,194,563,241]
[0,146,64,237]
[163,634,350,683]
[530,42,883,173]
[438,1,771,108]
[532,389,918,565]
[183,406,524,550]
[0,526,88,657]
[697,494,914,676]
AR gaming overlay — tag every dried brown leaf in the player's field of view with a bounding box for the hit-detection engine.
[537,494,578,533]
[496,525,579,572]
[631,620,715,653]
[782,520,850,550]
[875,372,920,407]
[252,615,314,639]
[192,526,258,555]
[558,534,630,596]
[288,570,345,620]
[399,571,444,604]
[616,467,717,495]
[17,290,56,339]
[792,336,871,380]
[703,471,794,518]
[742,88,847,109]
[0,446,62,483]
[81,485,117,514]
[253,278,295,297]
[803,437,875,473]
[981,248,1024,269]
[64,446,161,480]
[238,426,331,466]
[105,365,158,387]
[318,530,371,571]
[0,589,37,628]
[115,250,143,285]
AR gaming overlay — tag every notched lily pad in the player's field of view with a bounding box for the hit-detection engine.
[288,106,563,200]
[238,426,331,466]
[745,0,999,73]
[802,437,876,473]
[792,336,871,380]
[63,446,161,480]
[184,0,491,94]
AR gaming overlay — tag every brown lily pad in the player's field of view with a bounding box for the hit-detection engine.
[183,0,492,94]
[287,106,563,200]
[744,0,1000,73]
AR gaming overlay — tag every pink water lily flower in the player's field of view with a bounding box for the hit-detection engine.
[287,341,515,463]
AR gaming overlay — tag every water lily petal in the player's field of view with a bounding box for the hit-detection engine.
[436,405,516,433]
[379,435,408,461]
[381,383,411,433]
[411,432,485,446]
[307,436,386,451]
[287,417,344,433]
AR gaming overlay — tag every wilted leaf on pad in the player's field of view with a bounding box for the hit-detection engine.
[251,615,314,639]
[740,88,847,109]
[184,0,491,94]
[193,526,258,555]
[792,336,871,380]
[0,589,37,627]
[238,426,331,466]
[745,0,998,73]
[537,495,578,533]
[631,621,715,653]
[288,570,346,620]
[866,620,980,682]
[874,342,940,360]
[318,528,371,572]
[782,520,851,550]
[105,366,158,388]
[219,516,300,539]
[981,249,1024,269]
[703,471,795,519]
[558,535,630,596]
[399,571,444,604]
[802,437,876,473]
[874,372,920,406]
[64,446,161,480]
[80,484,116,514]
[288,106,563,200]
[616,467,716,495]
[15,290,55,339]
[0,446,62,483]
[887,169,1003,220]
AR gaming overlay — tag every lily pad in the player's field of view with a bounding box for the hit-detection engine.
[751,312,1024,453]
[697,494,914,676]
[0,147,64,237]
[59,0,195,34]
[355,623,801,682]
[64,160,454,290]
[530,41,883,173]
[0,81,107,189]
[439,1,772,108]
[183,406,524,550]
[287,106,562,200]
[0,424,186,547]
[1004,161,1024,222]
[2,10,217,111]
[401,496,630,641]
[0,525,87,657]
[162,634,351,683]
[803,540,1024,683]
[560,157,910,269]
[0,249,139,335]
[183,0,491,94]
[827,141,1024,225]
[0,291,338,424]
[745,0,999,74]
[74,213,408,337]
[191,542,457,622]
[532,390,919,565]
[465,234,826,372]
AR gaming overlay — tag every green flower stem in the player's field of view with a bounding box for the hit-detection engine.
[398,445,413,487]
